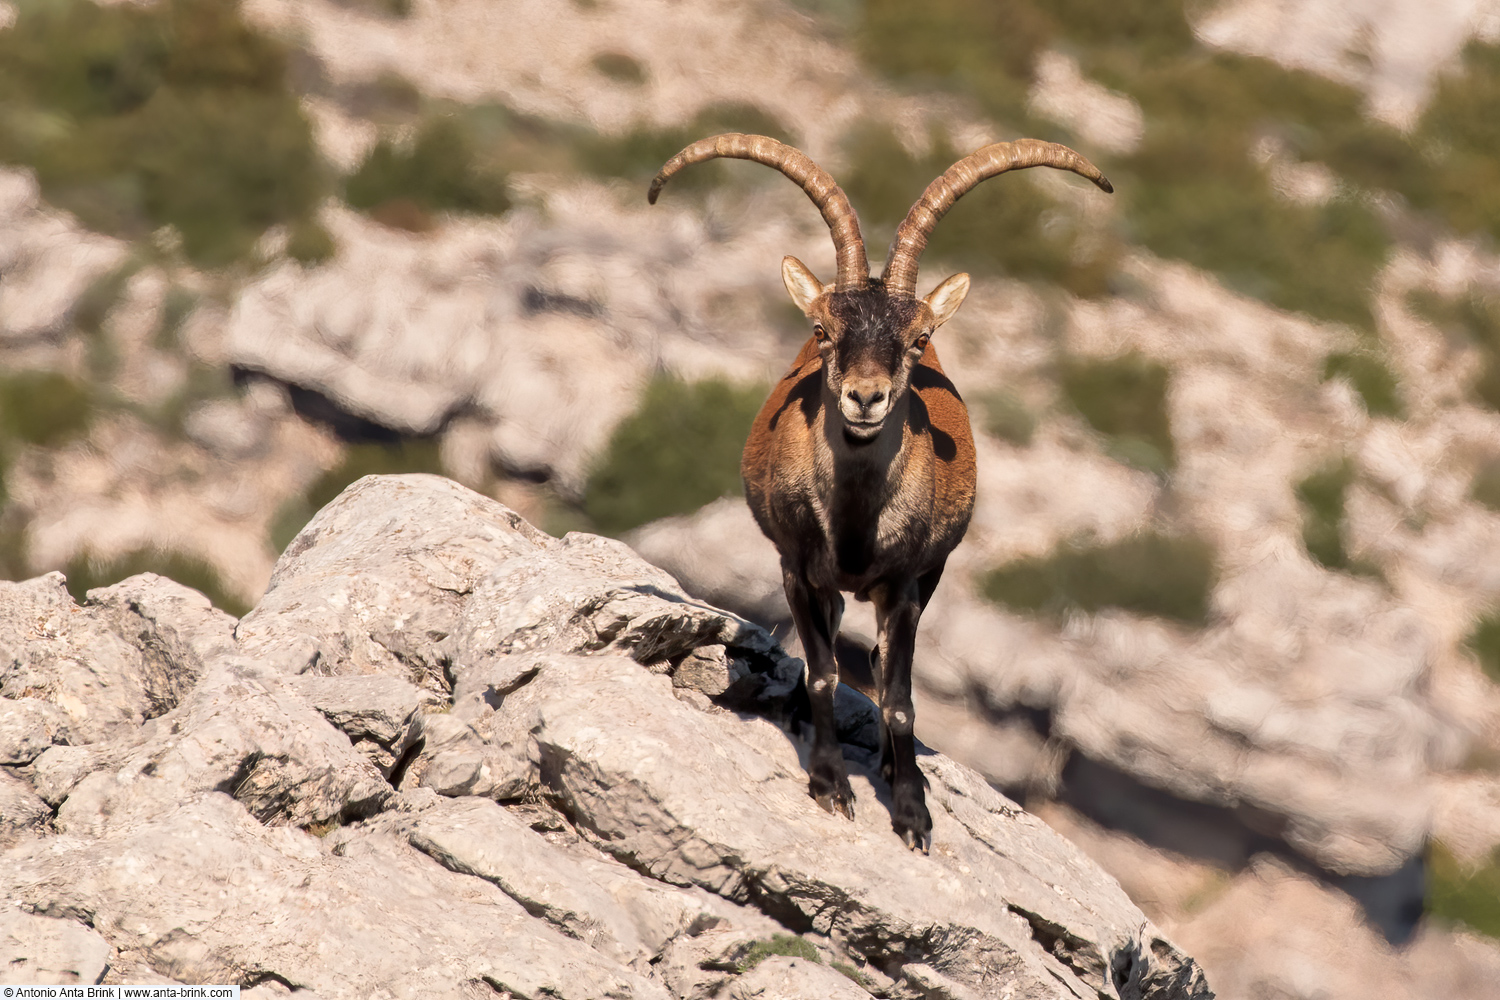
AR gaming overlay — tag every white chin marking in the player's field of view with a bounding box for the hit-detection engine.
[845,421,882,441]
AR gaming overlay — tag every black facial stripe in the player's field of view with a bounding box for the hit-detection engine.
[825,287,922,376]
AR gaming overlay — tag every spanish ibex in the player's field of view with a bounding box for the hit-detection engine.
[650,133,1111,850]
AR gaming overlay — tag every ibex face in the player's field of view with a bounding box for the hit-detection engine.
[781,257,970,444]
[649,132,1111,852]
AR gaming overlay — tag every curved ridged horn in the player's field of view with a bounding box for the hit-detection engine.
[650,133,870,292]
[882,138,1113,299]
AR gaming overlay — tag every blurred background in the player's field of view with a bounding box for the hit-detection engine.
[3,0,1500,993]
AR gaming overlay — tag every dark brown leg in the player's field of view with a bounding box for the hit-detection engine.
[784,567,853,819]
[875,572,936,852]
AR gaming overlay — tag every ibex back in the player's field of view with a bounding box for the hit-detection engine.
[650,133,1111,851]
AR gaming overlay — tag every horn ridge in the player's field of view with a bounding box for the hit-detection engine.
[649,132,870,292]
[881,138,1113,298]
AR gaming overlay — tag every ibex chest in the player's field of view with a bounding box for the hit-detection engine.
[788,417,947,591]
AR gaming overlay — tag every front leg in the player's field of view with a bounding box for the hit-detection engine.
[873,575,931,852]
[784,567,853,819]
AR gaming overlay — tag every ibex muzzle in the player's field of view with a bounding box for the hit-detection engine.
[650,132,1112,851]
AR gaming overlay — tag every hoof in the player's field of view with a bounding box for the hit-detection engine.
[898,825,932,854]
[816,789,857,820]
[810,771,856,820]
[892,794,931,853]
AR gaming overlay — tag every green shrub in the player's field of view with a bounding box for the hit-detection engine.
[982,531,1217,625]
[737,935,821,973]
[0,371,94,447]
[1429,840,1500,940]
[1059,353,1174,472]
[1110,50,1390,331]
[849,1,1396,330]
[840,122,1117,295]
[855,0,1050,122]
[1322,350,1403,418]
[1408,290,1500,412]
[1468,610,1500,683]
[0,0,327,266]
[975,389,1036,446]
[582,375,765,536]
[332,0,410,18]
[590,51,646,85]
[445,102,592,178]
[0,520,30,581]
[154,285,200,349]
[1296,458,1353,570]
[1046,0,1194,58]
[1088,48,1394,334]
[146,363,236,440]
[271,439,445,552]
[1473,458,1500,511]
[578,103,795,190]
[71,264,137,338]
[345,115,512,228]
[285,219,336,265]
[1294,457,1378,576]
[64,547,250,617]
[830,961,868,987]
[1409,42,1500,245]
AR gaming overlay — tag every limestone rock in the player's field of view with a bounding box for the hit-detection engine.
[409,796,720,972]
[236,473,553,691]
[211,190,808,493]
[0,767,51,847]
[400,710,530,799]
[0,572,231,748]
[729,956,871,999]
[84,572,238,707]
[35,656,393,834]
[482,649,1202,998]
[5,793,668,998]
[288,672,435,776]
[0,697,72,764]
[0,909,111,986]
[0,476,1208,998]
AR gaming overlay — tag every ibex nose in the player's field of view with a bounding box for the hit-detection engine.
[848,386,886,409]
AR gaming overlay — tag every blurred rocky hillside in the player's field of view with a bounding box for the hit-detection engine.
[6,0,1500,996]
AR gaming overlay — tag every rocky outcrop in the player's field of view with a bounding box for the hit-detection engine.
[0,474,1212,997]
[208,196,814,494]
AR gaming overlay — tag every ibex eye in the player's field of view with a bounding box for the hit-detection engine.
[813,325,829,342]
[913,332,931,351]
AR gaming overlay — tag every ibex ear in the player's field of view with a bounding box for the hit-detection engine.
[924,273,970,328]
[782,256,828,316]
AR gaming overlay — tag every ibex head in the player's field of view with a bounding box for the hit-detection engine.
[649,133,1112,445]
[779,257,969,441]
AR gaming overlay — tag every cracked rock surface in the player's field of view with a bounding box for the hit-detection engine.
[1,474,1211,998]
